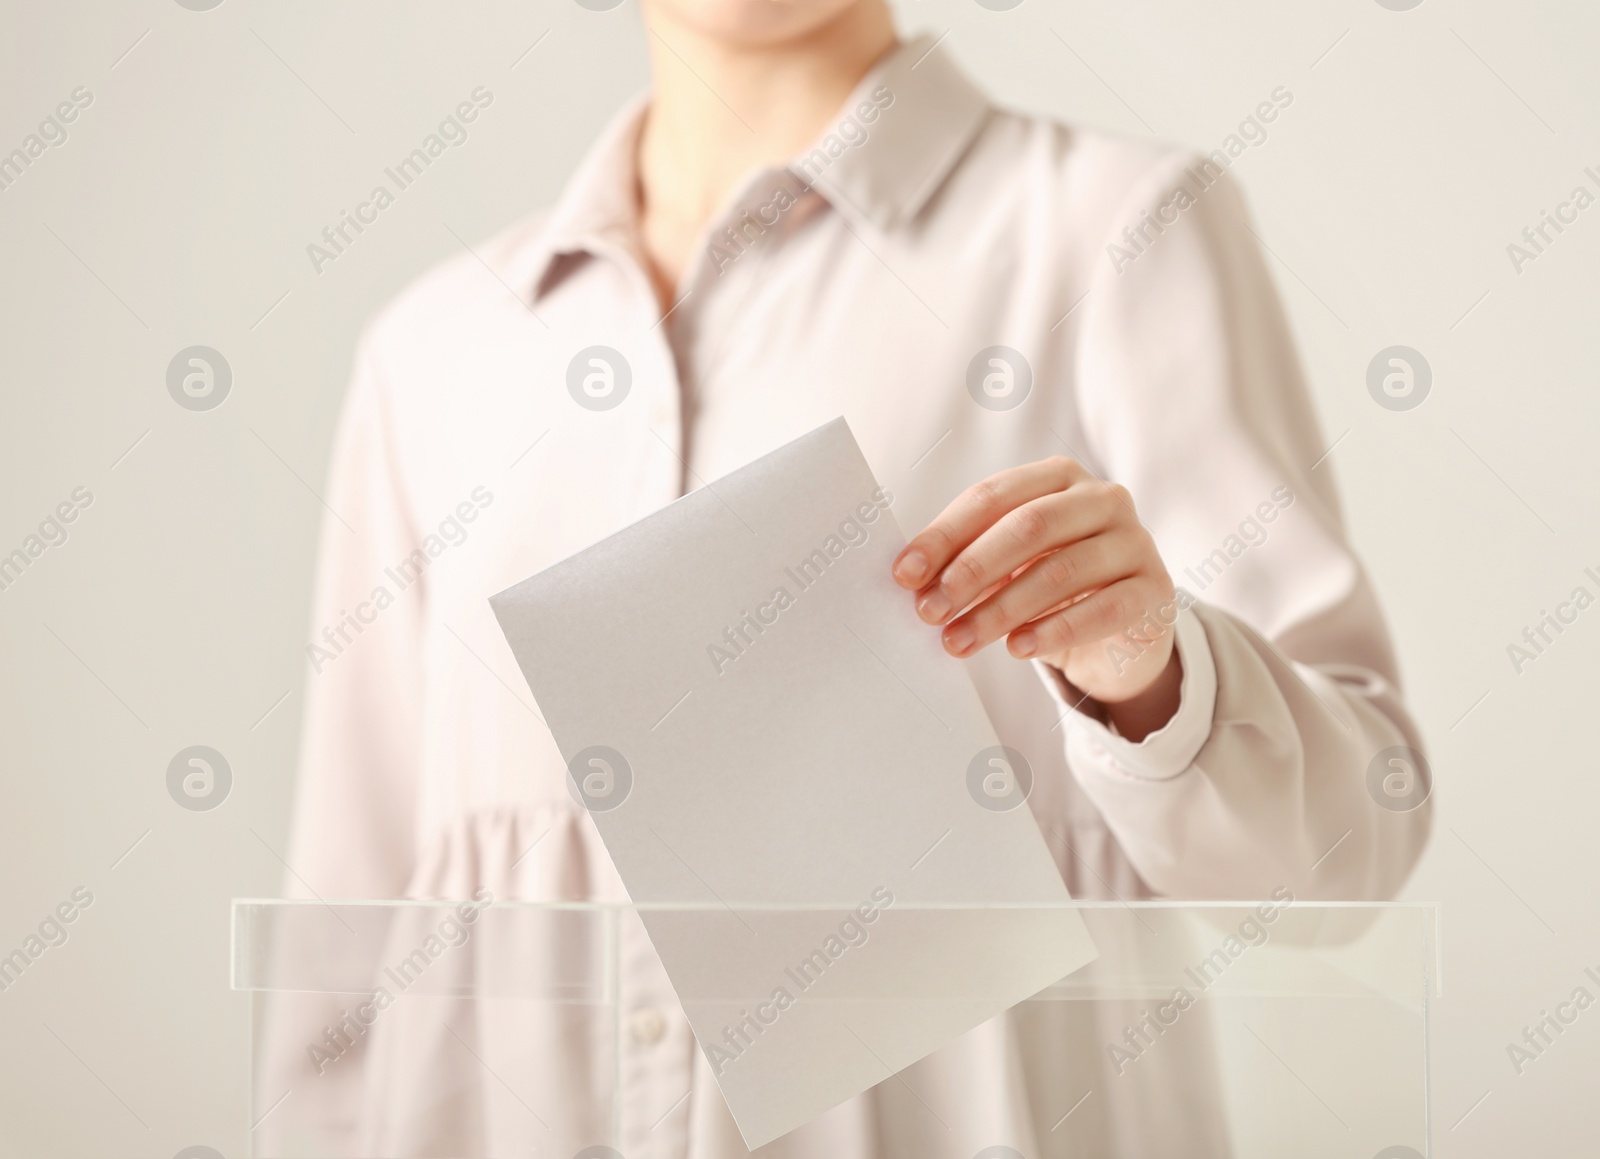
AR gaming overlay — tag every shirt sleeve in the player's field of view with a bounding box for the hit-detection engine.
[283,328,426,899]
[1047,155,1432,902]
[255,328,428,1153]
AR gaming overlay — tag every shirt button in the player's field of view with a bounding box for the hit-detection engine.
[631,1007,666,1046]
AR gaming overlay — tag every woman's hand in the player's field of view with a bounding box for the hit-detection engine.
[892,457,1183,740]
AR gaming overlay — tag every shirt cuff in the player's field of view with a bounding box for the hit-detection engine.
[1031,603,1218,781]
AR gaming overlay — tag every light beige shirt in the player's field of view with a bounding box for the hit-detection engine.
[263,35,1430,1159]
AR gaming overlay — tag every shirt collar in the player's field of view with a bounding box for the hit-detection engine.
[512,34,991,301]
[795,34,992,232]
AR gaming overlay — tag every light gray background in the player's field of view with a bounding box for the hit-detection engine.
[1,1,1596,1155]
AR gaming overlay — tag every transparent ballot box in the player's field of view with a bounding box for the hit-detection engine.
[232,900,1436,1158]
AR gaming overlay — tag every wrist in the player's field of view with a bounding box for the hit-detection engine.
[1101,646,1183,741]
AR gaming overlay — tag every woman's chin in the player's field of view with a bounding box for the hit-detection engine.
[643,0,872,48]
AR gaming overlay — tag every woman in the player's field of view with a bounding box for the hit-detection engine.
[262,1,1430,1155]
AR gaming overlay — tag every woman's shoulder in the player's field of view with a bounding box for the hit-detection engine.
[963,104,1229,229]
[360,207,556,359]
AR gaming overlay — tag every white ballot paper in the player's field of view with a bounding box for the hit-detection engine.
[490,417,1096,1147]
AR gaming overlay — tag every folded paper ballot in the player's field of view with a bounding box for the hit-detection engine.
[489,417,1096,1147]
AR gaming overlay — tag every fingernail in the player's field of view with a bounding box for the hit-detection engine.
[894,550,928,585]
[918,591,951,623]
[944,623,975,655]
[1010,630,1037,658]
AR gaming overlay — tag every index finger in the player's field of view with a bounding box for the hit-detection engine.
[892,457,1087,588]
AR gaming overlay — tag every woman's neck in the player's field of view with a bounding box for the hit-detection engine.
[636,4,897,306]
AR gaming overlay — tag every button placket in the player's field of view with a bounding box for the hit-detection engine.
[616,908,694,1159]
[667,169,818,459]
[578,234,694,501]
